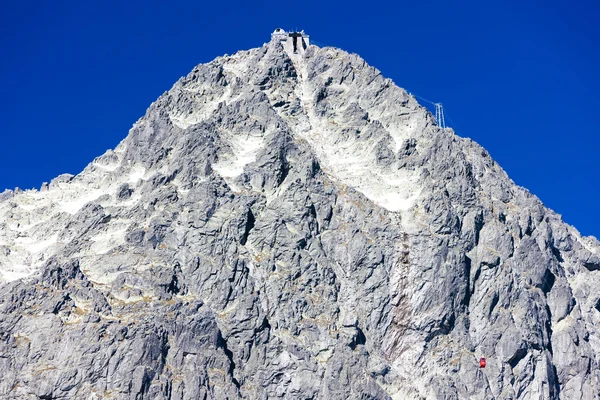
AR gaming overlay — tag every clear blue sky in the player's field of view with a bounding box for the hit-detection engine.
[1,0,598,237]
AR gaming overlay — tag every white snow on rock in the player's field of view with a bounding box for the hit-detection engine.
[168,82,232,130]
[89,224,129,255]
[299,130,422,211]
[0,266,34,283]
[284,53,423,212]
[59,190,105,214]
[127,166,146,184]
[14,234,57,254]
[0,42,425,286]
[0,159,148,282]
[1,39,600,399]
[213,133,265,191]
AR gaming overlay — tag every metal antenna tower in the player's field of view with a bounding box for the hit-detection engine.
[434,103,446,129]
[409,93,449,130]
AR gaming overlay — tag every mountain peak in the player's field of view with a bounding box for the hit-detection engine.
[0,37,599,399]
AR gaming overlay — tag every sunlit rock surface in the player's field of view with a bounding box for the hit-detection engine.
[0,36,599,399]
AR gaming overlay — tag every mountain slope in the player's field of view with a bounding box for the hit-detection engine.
[1,36,599,399]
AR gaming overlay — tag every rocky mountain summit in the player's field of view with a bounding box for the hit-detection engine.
[1,32,599,399]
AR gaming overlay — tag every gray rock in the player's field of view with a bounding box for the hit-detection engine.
[0,33,598,399]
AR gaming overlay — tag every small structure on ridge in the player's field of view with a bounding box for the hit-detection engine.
[271,28,310,55]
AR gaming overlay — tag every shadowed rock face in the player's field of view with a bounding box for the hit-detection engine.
[0,38,599,400]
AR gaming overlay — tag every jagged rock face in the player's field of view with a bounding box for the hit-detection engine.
[1,39,600,400]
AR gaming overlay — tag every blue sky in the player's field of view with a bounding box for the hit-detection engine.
[1,0,598,237]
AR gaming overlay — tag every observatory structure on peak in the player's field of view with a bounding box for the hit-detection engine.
[271,28,310,55]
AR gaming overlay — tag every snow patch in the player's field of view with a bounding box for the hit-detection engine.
[213,133,265,191]
[169,87,232,129]
[59,191,104,214]
[285,56,422,212]
[0,266,34,282]
[93,162,119,172]
[15,221,40,233]
[90,225,128,254]
[15,234,58,253]
[18,204,37,211]
[315,140,421,211]
[223,59,250,78]
[127,166,146,184]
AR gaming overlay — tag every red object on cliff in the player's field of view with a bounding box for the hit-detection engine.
[479,358,487,368]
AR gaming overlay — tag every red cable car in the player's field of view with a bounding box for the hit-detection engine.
[479,357,487,368]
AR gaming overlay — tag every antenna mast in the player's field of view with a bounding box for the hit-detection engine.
[409,92,448,130]
[434,103,446,129]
